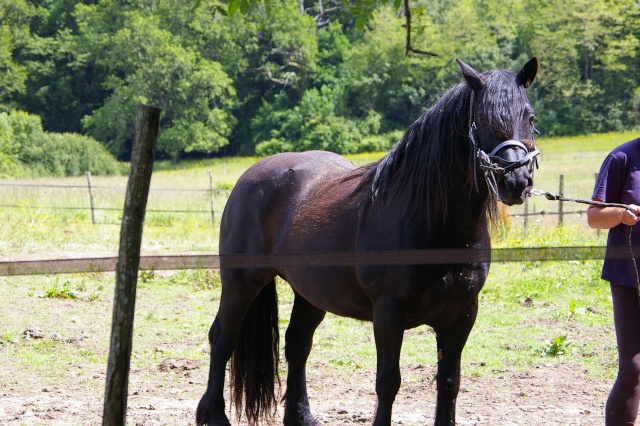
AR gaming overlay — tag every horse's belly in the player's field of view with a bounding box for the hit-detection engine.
[351,263,488,329]
[281,266,374,321]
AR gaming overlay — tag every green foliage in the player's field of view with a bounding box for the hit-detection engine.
[0,112,22,176]
[526,0,640,135]
[0,0,34,110]
[253,86,397,155]
[22,132,124,177]
[532,335,571,357]
[0,0,639,161]
[76,7,237,160]
[138,270,156,283]
[33,278,78,300]
[0,110,123,177]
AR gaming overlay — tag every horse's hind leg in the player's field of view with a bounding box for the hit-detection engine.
[196,315,232,426]
[283,292,326,426]
[196,269,272,426]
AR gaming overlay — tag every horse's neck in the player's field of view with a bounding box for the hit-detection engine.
[445,200,490,246]
[433,174,491,246]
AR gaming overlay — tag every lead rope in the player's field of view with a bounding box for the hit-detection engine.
[530,189,640,305]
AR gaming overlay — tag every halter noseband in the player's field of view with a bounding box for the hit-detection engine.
[468,91,540,201]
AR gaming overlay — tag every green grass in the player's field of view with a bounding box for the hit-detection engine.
[0,236,618,424]
[0,132,633,421]
[536,131,637,154]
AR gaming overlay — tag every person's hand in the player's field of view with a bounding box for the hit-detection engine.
[621,204,640,226]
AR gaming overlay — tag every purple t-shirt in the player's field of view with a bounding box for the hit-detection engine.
[592,137,640,286]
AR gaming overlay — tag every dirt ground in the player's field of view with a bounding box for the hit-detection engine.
[0,352,609,426]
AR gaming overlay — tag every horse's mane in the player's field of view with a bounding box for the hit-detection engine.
[356,69,528,229]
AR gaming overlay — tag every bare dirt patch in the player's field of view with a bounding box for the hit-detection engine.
[0,347,608,425]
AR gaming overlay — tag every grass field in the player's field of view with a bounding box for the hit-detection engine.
[0,131,638,424]
[2,130,635,254]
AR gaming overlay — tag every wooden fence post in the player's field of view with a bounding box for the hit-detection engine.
[102,104,161,426]
[87,171,97,224]
[558,174,564,227]
[209,171,215,225]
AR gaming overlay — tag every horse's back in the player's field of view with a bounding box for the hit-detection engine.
[219,151,356,256]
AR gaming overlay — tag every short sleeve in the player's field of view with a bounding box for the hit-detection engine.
[592,154,625,203]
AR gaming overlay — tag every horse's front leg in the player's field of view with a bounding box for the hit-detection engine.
[372,298,405,426]
[433,300,478,426]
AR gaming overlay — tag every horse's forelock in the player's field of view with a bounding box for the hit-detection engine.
[479,70,529,140]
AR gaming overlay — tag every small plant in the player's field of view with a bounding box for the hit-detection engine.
[328,358,360,369]
[532,335,571,357]
[139,269,156,283]
[568,298,587,319]
[193,270,220,290]
[32,278,78,299]
[2,331,18,344]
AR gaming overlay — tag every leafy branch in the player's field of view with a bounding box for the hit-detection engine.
[199,0,438,57]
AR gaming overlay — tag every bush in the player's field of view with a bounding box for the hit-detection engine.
[20,132,125,177]
[0,110,124,177]
[358,130,403,153]
[251,87,400,156]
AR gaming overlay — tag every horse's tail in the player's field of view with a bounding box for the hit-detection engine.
[230,278,280,424]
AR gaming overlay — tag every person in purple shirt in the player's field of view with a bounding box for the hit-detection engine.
[588,136,640,425]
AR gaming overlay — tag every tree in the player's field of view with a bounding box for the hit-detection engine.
[0,0,33,111]
[2,0,639,164]
[75,4,237,160]
[524,0,640,134]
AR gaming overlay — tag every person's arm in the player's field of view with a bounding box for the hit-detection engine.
[587,200,640,229]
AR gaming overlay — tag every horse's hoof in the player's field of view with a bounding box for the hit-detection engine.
[284,407,324,426]
[211,414,232,426]
[196,413,231,426]
[284,418,324,426]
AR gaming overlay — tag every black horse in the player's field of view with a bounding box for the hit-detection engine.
[197,57,539,426]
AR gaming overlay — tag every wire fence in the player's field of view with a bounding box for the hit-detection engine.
[0,172,591,228]
[0,171,616,277]
[510,173,601,229]
[0,171,232,225]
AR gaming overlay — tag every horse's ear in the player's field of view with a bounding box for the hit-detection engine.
[517,56,538,89]
[456,58,486,92]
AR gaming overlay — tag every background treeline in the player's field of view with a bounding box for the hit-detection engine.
[1,0,639,177]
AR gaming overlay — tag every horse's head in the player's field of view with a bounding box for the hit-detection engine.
[457,57,539,206]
